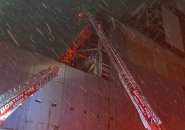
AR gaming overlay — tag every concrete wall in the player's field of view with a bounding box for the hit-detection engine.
[176,0,185,15]
[112,24,185,86]
[0,43,60,94]
[0,42,185,130]
[2,65,65,130]
[0,128,16,130]
[162,6,184,52]
[1,62,185,130]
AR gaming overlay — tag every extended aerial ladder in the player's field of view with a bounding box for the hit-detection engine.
[0,66,59,124]
[86,12,162,130]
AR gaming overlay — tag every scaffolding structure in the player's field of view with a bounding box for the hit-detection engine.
[129,0,185,56]
[131,0,173,44]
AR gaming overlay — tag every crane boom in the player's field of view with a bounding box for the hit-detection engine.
[87,12,162,130]
[57,26,93,64]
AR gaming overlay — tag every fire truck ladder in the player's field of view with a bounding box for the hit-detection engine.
[87,13,162,130]
[0,66,59,123]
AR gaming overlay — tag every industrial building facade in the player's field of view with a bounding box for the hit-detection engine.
[0,0,185,130]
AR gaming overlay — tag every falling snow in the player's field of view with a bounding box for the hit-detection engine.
[0,0,144,58]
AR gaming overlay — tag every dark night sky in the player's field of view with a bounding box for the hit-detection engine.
[0,0,145,58]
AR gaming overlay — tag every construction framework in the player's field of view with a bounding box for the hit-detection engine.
[57,20,110,79]
[129,0,185,57]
